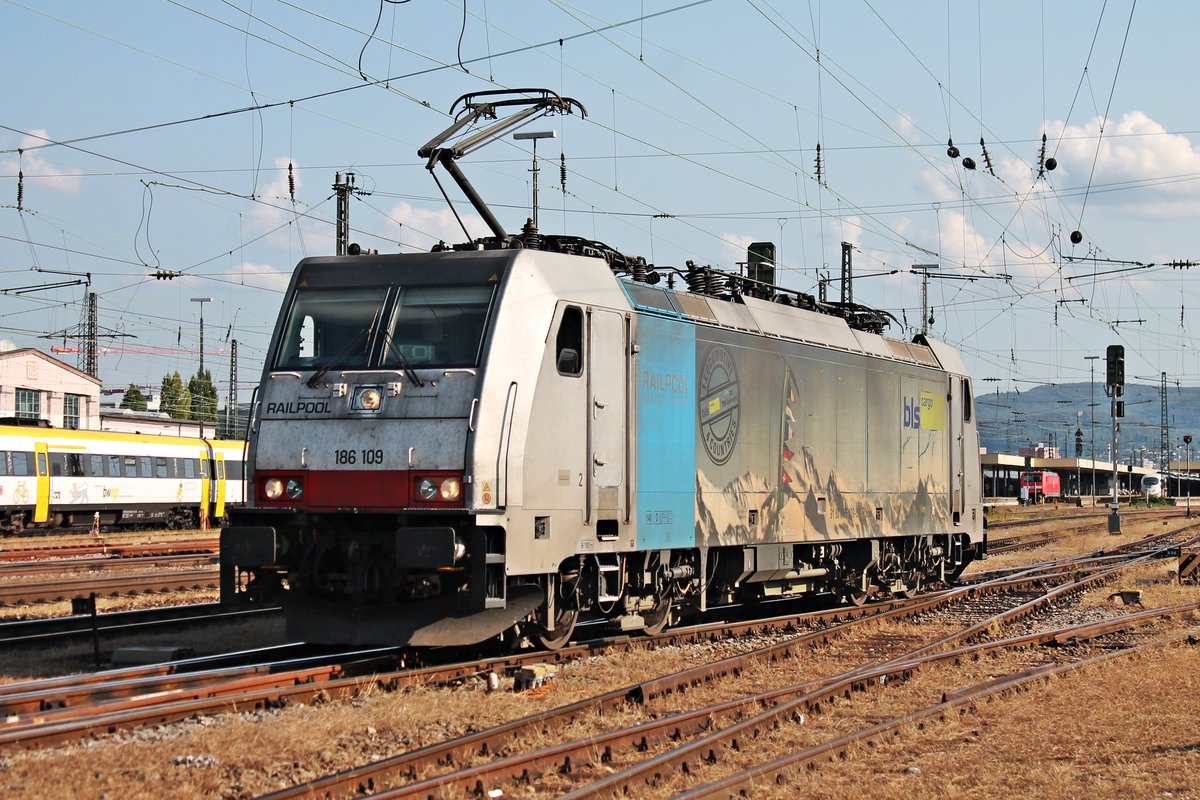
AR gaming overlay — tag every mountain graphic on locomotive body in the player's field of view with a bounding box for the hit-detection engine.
[219,90,985,648]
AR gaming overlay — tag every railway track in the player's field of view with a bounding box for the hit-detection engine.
[247,531,1195,799]
[0,536,219,563]
[0,567,220,606]
[0,602,281,650]
[0,529,1184,772]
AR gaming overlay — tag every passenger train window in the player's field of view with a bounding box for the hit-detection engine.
[556,306,583,377]
[183,459,196,479]
[0,452,7,476]
[226,461,244,480]
[139,457,153,478]
[123,457,138,478]
[50,454,64,477]
[108,455,122,477]
[67,453,84,477]
[155,457,169,478]
[89,455,104,477]
[11,452,30,476]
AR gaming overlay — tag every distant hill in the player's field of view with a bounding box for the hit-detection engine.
[975,382,1200,467]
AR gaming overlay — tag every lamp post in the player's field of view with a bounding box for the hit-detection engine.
[513,130,556,231]
[191,297,212,377]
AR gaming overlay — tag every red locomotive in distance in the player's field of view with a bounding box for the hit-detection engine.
[1019,470,1061,504]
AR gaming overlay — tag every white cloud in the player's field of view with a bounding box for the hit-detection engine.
[0,130,84,194]
[387,201,490,250]
[236,261,291,291]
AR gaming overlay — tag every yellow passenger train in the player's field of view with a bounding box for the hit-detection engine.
[0,424,245,533]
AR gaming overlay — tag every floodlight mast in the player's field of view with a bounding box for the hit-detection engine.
[418,89,587,241]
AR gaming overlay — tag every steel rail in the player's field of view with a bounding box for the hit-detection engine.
[372,539,1184,800]
[0,603,281,650]
[255,559,1125,800]
[359,600,1200,800]
[675,627,1200,799]
[0,538,219,562]
[0,568,219,606]
[0,553,217,577]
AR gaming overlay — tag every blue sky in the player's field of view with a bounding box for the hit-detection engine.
[3,0,1200,406]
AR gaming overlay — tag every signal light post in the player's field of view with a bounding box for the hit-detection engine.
[1186,435,1193,519]
[1105,344,1125,534]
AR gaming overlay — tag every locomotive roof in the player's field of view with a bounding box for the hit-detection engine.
[290,248,966,376]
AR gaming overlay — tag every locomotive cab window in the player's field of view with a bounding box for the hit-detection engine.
[275,287,390,370]
[381,285,495,368]
[555,306,583,376]
[962,378,973,422]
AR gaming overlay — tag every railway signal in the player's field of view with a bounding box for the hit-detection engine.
[1186,435,1193,518]
[1104,344,1125,534]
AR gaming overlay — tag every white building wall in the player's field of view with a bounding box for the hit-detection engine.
[0,349,101,428]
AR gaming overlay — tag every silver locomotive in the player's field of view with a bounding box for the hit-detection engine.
[220,90,984,647]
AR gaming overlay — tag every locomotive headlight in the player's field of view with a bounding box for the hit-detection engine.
[263,478,285,500]
[438,477,462,501]
[416,476,463,503]
[352,386,383,411]
[285,478,304,500]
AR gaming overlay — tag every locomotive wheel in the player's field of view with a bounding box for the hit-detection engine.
[640,594,673,636]
[845,587,870,607]
[535,572,581,650]
[535,604,580,650]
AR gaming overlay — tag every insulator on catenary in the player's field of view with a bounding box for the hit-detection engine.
[17,170,23,210]
[288,162,296,201]
[560,154,567,189]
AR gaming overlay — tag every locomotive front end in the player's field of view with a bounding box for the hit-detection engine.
[221,250,532,645]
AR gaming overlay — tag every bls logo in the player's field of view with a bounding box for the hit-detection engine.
[903,397,921,429]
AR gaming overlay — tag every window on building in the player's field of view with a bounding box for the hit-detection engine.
[64,394,84,429]
[15,388,40,420]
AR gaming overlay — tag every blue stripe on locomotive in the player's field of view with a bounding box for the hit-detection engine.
[634,314,697,550]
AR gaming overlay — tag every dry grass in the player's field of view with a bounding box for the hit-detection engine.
[3,513,1199,798]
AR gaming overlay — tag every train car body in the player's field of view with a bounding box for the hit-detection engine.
[1019,470,1061,504]
[1141,473,1163,499]
[0,425,245,532]
[222,247,984,647]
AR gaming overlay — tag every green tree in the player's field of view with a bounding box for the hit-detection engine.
[189,369,219,424]
[160,371,191,419]
[119,384,148,411]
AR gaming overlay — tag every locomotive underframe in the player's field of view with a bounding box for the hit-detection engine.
[222,507,974,646]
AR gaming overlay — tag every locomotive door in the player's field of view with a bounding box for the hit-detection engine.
[33,442,49,524]
[587,309,628,520]
[949,376,965,516]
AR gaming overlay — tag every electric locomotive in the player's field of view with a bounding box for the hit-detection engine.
[220,90,984,647]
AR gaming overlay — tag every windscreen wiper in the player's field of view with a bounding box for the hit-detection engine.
[379,329,426,388]
[305,309,382,389]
